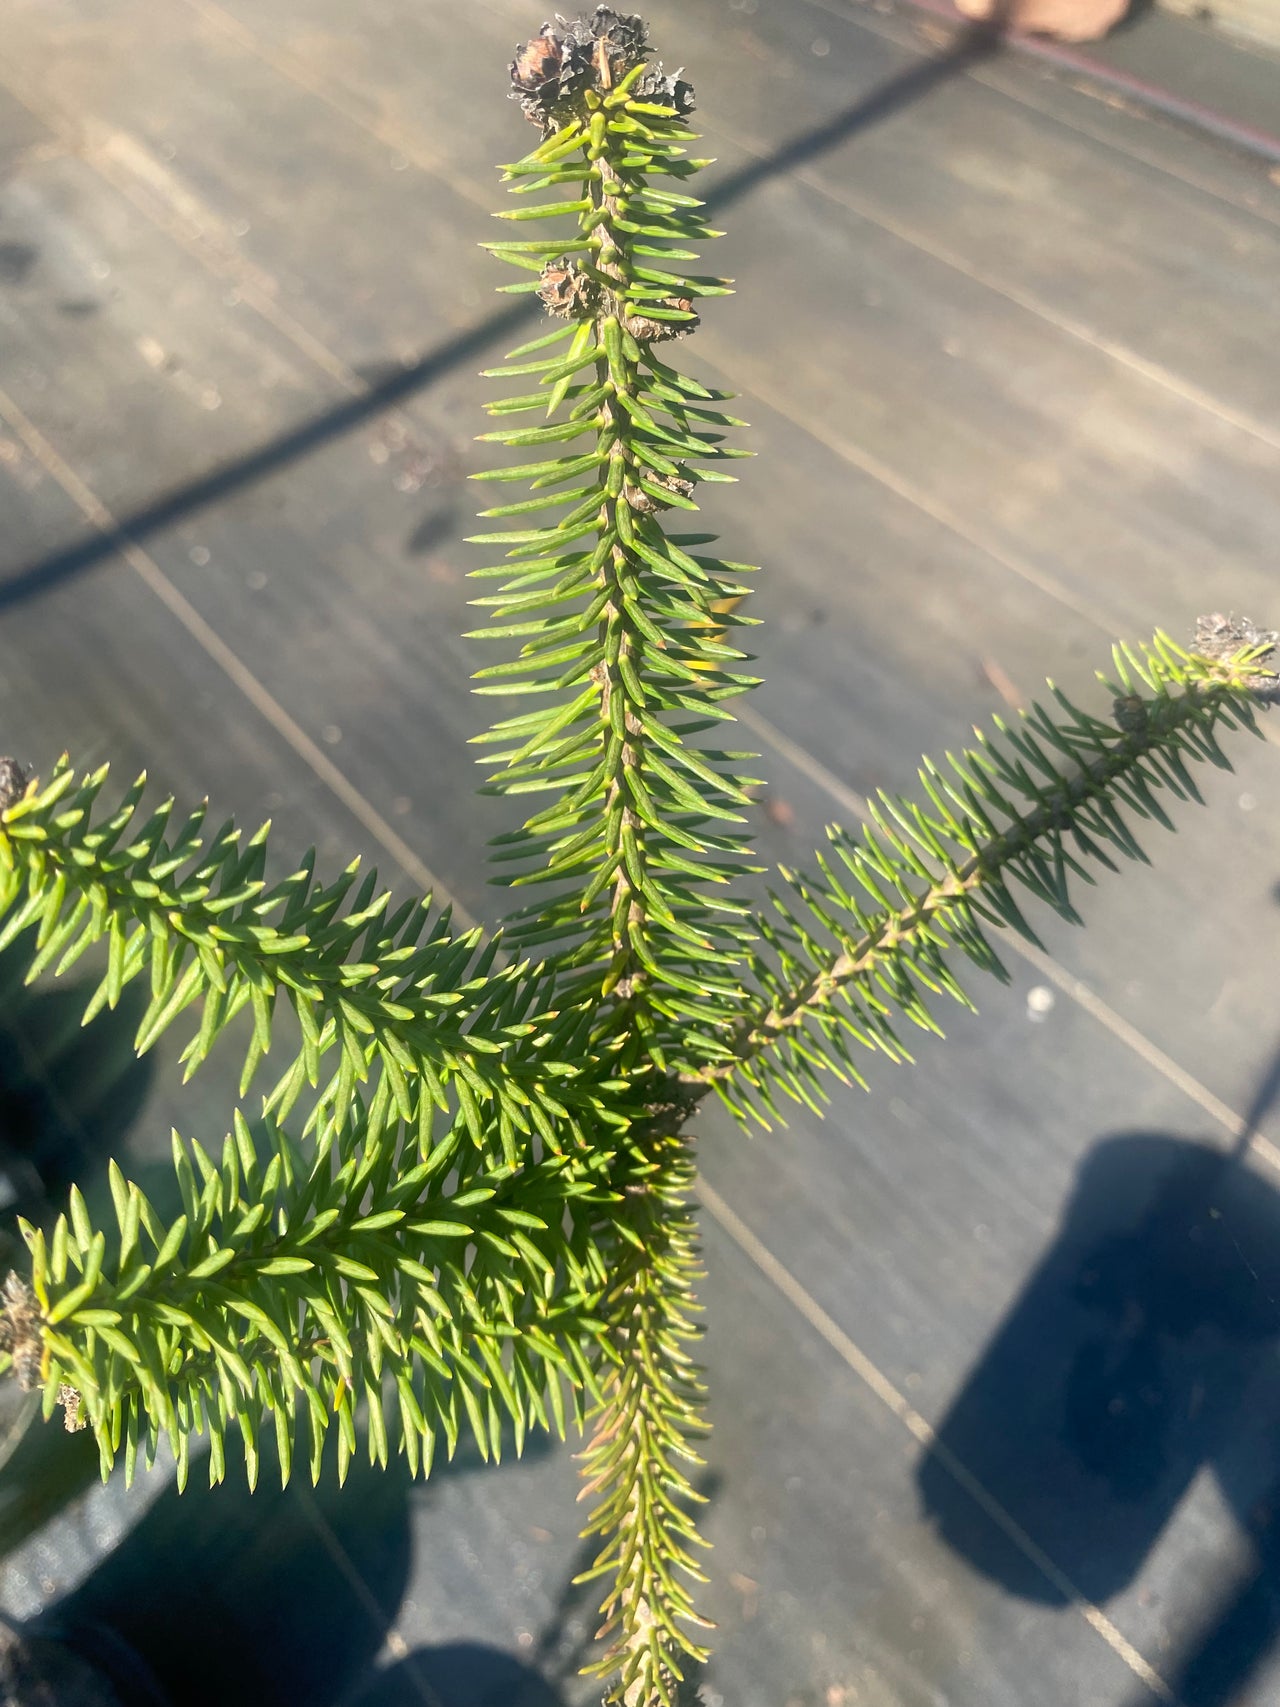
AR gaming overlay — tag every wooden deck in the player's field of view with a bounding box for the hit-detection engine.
[0,0,1279,1701]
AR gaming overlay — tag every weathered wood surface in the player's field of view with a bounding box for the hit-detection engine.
[0,0,1278,1702]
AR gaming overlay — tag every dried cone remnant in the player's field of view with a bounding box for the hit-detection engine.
[511,8,665,133]
[510,24,580,132]
[537,256,598,319]
[635,62,695,115]
[1112,694,1148,735]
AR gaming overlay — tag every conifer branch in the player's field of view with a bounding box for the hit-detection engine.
[475,8,761,1055]
[0,759,616,1162]
[11,1105,621,1486]
[575,1133,712,1707]
[686,634,1276,1123]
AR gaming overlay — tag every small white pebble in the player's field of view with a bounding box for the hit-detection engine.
[516,1630,533,1649]
[188,545,210,566]
[201,386,222,411]
[973,1223,990,1242]
[322,725,342,745]
[1026,984,1055,1021]
[1239,792,1257,811]
[231,218,251,237]
[246,569,268,591]
[91,260,111,280]
[811,36,831,55]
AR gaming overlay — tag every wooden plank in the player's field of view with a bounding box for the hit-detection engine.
[0,143,351,511]
[164,0,1280,432]
[693,17,1280,435]
[695,166,1280,620]
[801,0,1280,226]
[0,391,434,1181]
[0,0,503,369]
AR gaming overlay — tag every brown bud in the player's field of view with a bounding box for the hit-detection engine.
[537,256,598,319]
[1112,695,1147,734]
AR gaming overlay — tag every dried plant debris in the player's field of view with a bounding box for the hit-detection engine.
[0,759,29,815]
[0,1273,42,1392]
[624,473,695,513]
[510,8,692,131]
[635,62,695,115]
[1194,612,1279,698]
[621,297,700,342]
[57,1382,86,1433]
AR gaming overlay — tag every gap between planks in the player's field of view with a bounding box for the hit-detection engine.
[696,1178,1186,1707]
[0,385,469,927]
